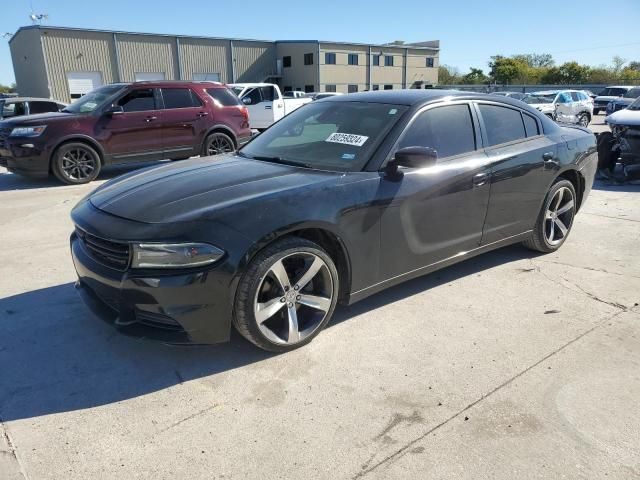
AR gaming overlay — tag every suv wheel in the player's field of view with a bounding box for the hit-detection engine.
[52,142,101,185]
[202,132,235,157]
[233,237,339,352]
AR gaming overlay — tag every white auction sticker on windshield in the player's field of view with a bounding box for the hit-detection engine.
[325,132,369,147]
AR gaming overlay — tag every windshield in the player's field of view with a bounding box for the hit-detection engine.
[623,88,640,99]
[599,87,627,97]
[63,85,125,114]
[240,101,408,172]
[231,86,245,97]
[523,94,555,104]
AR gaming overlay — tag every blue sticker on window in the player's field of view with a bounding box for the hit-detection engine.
[341,153,356,160]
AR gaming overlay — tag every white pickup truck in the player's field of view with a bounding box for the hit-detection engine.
[229,83,311,130]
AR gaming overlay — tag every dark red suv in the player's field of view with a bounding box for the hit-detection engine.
[0,81,251,184]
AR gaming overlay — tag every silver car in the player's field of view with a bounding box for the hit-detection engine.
[523,90,593,127]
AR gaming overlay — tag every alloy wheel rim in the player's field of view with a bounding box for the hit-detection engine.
[61,148,96,180]
[207,136,233,155]
[544,186,575,246]
[254,252,333,345]
[579,114,589,127]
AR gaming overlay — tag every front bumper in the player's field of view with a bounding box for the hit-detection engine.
[0,139,50,177]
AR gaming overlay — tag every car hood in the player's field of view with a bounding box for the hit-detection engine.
[0,111,81,126]
[528,103,554,111]
[88,155,342,223]
[606,109,640,126]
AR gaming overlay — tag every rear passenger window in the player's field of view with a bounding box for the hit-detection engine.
[398,104,476,159]
[207,88,241,107]
[162,88,202,109]
[117,89,156,112]
[570,92,580,101]
[523,113,539,137]
[478,104,526,146]
[29,101,60,114]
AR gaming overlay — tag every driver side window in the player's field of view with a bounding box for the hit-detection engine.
[398,104,476,160]
[245,88,262,105]
[556,93,571,104]
[116,88,156,112]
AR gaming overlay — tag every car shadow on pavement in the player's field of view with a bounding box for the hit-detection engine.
[0,162,168,192]
[0,245,536,422]
[592,179,640,193]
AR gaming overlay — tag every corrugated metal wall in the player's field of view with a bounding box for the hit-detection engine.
[9,28,50,98]
[116,34,179,82]
[179,38,230,82]
[40,29,119,102]
[234,41,277,82]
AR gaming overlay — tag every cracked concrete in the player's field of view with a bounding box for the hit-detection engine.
[0,164,639,479]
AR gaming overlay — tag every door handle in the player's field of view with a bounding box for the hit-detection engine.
[145,116,157,122]
[265,105,272,110]
[473,172,489,187]
[197,112,208,117]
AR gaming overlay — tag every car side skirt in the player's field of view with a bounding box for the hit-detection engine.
[346,230,533,305]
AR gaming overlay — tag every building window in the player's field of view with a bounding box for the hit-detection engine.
[348,54,359,66]
[373,55,380,66]
[372,84,380,91]
[304,53,314,65]
[325,84,336,92]
[325,52,336,65]
[283,56,292,68]
[348,84,358,93]
[384,55,394,67]
[305,85,314,93]
[426,57,434,68]
[384,84,393,90]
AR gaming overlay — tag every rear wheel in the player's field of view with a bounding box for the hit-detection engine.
[233,237,339,352]
[577,112,590,127]
[202,132,235,157]
[523,179,577,253]
[51,142,101,184]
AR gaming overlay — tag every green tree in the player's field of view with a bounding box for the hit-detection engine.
[438,65,461,85]
[512,53,555,69]
[627,61,640,72]
[541,62,590,84]
[462,67,488,84]
[0,83,16,94]
[488,56,527,84]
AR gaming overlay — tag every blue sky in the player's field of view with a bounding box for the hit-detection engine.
[1,0,640,86]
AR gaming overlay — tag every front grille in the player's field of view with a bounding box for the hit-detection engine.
[135,309,184,331]
[0,127,11,149]
[76,228,130,271]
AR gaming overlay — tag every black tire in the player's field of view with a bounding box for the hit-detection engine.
[233,237,339,352]
[577,112,590,127]
[51,142,101,185]
[593,108,600,116]
[597,131,618,171]
[523,179,577,253]
[201,132,235,157]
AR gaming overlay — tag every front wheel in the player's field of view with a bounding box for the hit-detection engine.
[51,142,101,184]
[523,179,577,253]
[233,237,339,352]
[202,132,235,157]
[577,112,590,127]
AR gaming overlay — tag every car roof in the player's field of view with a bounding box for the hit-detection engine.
[106,81,224,88]
[325,89,475,106]
[0,97,64,103]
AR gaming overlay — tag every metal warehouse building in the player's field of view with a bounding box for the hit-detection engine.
[9,26,439,103]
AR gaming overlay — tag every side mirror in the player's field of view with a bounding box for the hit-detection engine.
[242,97,252,105]
[105,105,124,116]
[386,146,438,179]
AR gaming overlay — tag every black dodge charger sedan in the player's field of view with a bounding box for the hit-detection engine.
[71,90,597,352]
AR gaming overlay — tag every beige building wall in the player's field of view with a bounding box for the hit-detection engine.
[234,41,277,83]
[116,34,179,82]
[9,28,50,98]
[40,28,119,102]
[276,42,318,91]
[406,48,439,87]
[319,43,368,93]
[179,38,230,82]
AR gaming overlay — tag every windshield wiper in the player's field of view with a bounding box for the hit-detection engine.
[246,154,313,169]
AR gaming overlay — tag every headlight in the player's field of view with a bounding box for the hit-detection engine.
[10,126,47,137]
[131,242,225,269]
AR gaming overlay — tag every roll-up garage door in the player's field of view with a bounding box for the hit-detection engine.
[67,72,104,99]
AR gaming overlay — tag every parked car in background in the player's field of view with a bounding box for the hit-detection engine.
[593,85,633,115]
[229,83,312,130]
[523,90,593,126]
[307,92,344,101]
[0,81,251,184]
[582,90,598,100]
[605,87,640,115]
[283,91,307,98]
[0,97,66,120]
[69,90,597,351]
[599,96,640,181]
[491,91,526,100]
